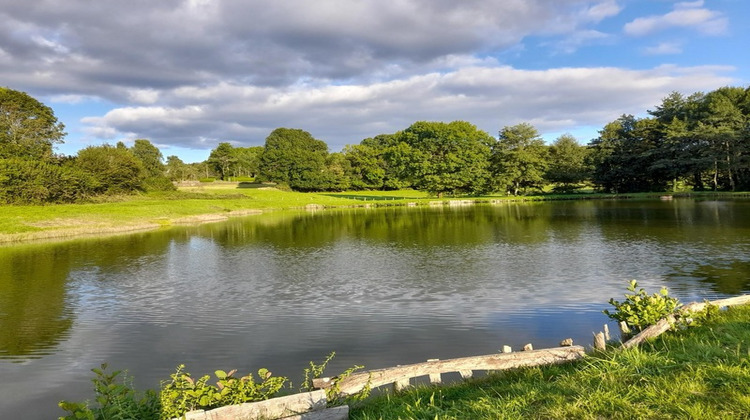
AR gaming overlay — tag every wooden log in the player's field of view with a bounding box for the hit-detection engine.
[523,343,533,351]
[682,294,750,313]
[315,346,585,396]
[604,324,611,341]
[619,321,631,338]
[621,315,675,349]
[279,405,349,420]
[174,390,327,420]
[593,332,606,351]
[459,370,473,379]
[427,359,441,384]
[393,377,410,392]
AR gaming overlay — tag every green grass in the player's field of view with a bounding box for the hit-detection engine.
[350,305,750,419]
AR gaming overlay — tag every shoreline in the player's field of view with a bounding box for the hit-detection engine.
[2,189,748,245]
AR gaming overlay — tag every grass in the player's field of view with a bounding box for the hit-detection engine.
[349,304,750,419]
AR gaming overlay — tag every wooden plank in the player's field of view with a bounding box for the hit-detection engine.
[593,332,606,351]
[459,370,473,379]
[192,390,326,420]
[621,315,675,349]
[316,346,585,396]
[279,405,349,420]
[682,294,750,313]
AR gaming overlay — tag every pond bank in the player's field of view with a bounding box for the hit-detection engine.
[2,188,748,245]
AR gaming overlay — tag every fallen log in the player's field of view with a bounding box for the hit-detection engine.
[313,346,585,396]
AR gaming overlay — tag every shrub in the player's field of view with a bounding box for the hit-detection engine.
[159,364,287,419]
[603,280,682,332]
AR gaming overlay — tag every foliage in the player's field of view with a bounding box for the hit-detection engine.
[258,128,330,191]
[207,142,237,180]
[0,158,98,204]
[131,139,165,178]
[58,363,160,420]
[76,144,146,194]
[603,280,682,332]
[546,134,591,191]
[0,87,66,161]
[159,364,287,419]
[300,351,370,406]
[493,123,548,195]
[392,121,494,197]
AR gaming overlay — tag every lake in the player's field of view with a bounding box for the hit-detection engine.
[1,198,749,418]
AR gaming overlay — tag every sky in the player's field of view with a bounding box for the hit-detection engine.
[1,0,748,163]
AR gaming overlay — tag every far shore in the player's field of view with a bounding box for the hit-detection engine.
[1,184,747,245]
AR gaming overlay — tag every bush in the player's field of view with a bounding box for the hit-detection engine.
[198,177,216,183]
[603,280,682,332]
[159,365,287,419]
[141,176,177,192]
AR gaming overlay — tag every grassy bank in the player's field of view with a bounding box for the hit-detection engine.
[1,183,748,243]
[350,304,750,419]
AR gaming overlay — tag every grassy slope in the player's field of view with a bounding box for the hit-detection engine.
[350,305,750,419]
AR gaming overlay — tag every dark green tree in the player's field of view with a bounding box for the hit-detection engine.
[207,142,237,180]
[257,128,329,191]
[493,123,549,195]
[391,121,494,196]
[76,144,146,194]
[0,87,66,161]
[546,134,591,192]
[130,139,165,178]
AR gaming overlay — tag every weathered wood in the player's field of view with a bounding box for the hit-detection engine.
[459,370,473,379]
[279,405,349,420]
[682,295,750,313]
[593,332,606,351]
[621,315,675,349]
[502,345,512,353]
[619,321,631,337]
[604,324,611,341]
[173,390,327,420]
[315,346,586,396]
[393,377,410,392]
[523,343,533,351]
[559,338,573,347]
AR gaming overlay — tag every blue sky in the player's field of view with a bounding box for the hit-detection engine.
[1,0,747,163]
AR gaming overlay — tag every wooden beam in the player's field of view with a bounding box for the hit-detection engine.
[315,346,585,396]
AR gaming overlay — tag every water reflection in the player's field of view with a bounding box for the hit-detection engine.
[0,199,749,418]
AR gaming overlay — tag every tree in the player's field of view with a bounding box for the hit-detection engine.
[493,123,549,195]
[343,143,386,190]
[207,142,237,180]
[0,87,66,161]
[546,134,590,191]
[76,144,146,194]
[257,128,329,191]
[229,146,263,178]
[130,139,165,178]
[390,121,494,196]
[165,155,197,181]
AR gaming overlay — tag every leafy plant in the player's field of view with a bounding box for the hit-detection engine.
[300,351,370,406]
[159,364,287,419]
[58,363,160,420]
[603,280,682,332]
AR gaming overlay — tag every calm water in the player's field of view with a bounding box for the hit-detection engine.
[1,199,749,418]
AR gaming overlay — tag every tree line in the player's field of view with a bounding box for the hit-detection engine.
[1,85,749,204]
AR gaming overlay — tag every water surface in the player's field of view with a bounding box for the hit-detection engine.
[1,199,749,418]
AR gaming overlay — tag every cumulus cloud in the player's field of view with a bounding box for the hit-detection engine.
[624,2,728,36]
[82,65,734,150]
[0,0,739,158]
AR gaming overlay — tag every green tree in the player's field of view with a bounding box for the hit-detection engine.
[0,87,66,161]
[130,139,165,178]
[165,155,198,181]
[343,143,386,190]
[229,146,263,179]
[257,128,329,191]
[76,144,146,194]
[545,134,591,191]
[390,121,494,196]
[207,142,237,180]
[493,123,549,195]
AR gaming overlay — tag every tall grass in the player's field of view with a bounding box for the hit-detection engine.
[351,305,750,419]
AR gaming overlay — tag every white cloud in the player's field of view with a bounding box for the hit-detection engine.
[624,2,728,36]
[643,42,683,56]
[81,64,735,153]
